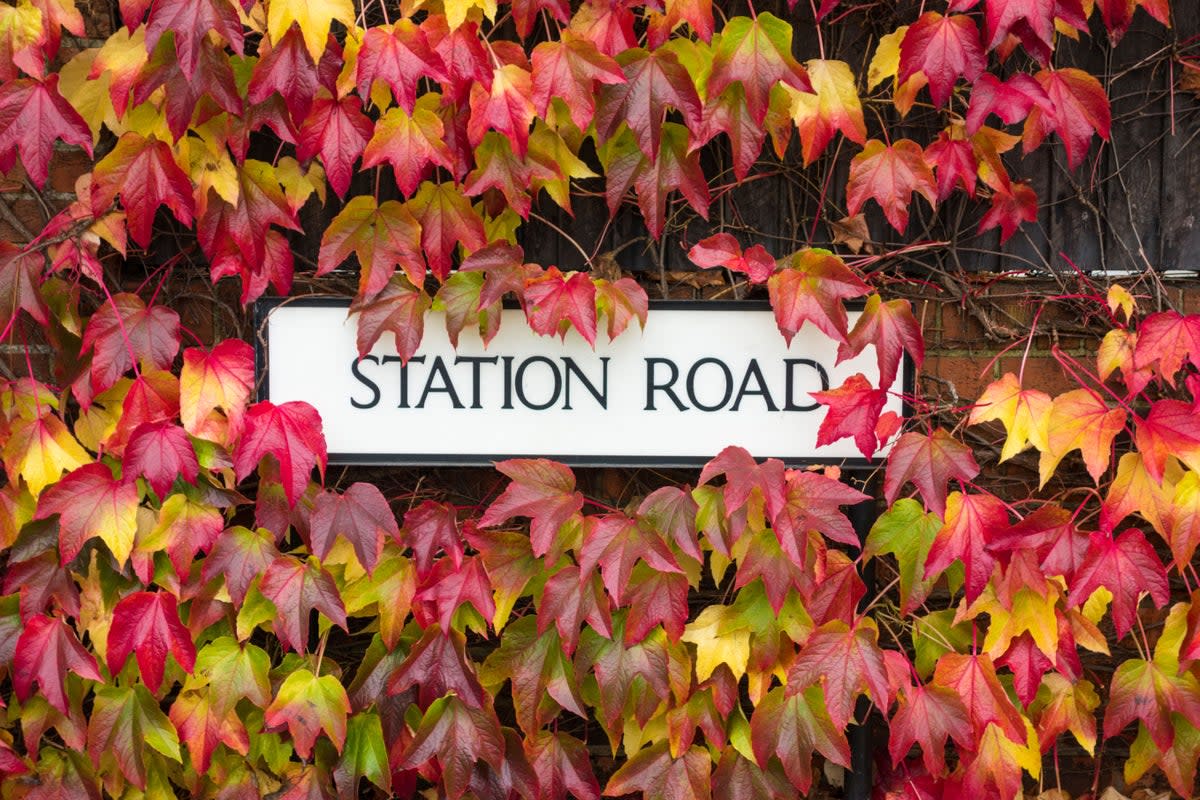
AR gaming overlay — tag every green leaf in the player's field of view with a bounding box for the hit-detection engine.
[334,710,389,797]
[864,498,942,614]
[264,668,351,759]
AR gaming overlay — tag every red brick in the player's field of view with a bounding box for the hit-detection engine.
[919,353,998,406]
[938,303,987,345]
[48,149,91,194]
[997,356,1079,398]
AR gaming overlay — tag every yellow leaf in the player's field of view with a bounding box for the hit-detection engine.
[1107,284,1135,320]
[968,372,1052,462]
[266,0,356,62]
[73,378,130,453]
[786,59,866,166]
[681,605,751,682]
[1036,388,1125,487]
[980,587,1060,661]
[3,414,90,497]
[0,1,42,69]
[867,27,904,89]
[183,126,240,216]
[58,49,115,144]
[434,0,497,29]
[276,156,327,212]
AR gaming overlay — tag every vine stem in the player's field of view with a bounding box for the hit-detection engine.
[97,279,142,380]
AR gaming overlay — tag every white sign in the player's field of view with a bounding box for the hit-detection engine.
[259,299,905,466]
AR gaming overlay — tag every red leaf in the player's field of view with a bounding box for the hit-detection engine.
[578,513,682,604]
[979,182,1039,243]
[79,294,179,397]
[788,619,890,731]
[637,486,702,562]
[124,422,197,499]
[467,63,535,158]
[407,180,488,281]
[202,525,281,606]
[36,462,139,566]
[983,0,1079,64]
[310,482,397,574]
[361,106,454,199]
[537,565,612,656]
[925,132,977,201]
[932,652,1025,742]
[527,731,600,800]
[1022,68,1112,170]
[846,139,937,233]
[131,38,242,140]
[1105,657,1200,751]
[480,458,584,557]
[0,244,49,331]
[297,93,373,199]
[259,555,348,653]
[356,21,446,112]
[708,12,811,125]
[889,683,972,774]
[624,570,689,644]
[531,33,625,132]
[1133,310,1200,385]
[884,428,980,517]
[233,400,327,507]
[766,249,869,345]
[91,132,194,249]
[1134,399,1200,483]
[686,234,775,284]
[898,13,986,107]
[595,277,648,341]
[811,374,888,458]
[838,294,924,391]
[601,123,710,240]
[965,73,1052,134]
[2,551,81,620]
[524,267,597,345]
[595,47,702,160]
[403,500,464,579]
[0,76,92,188]
[413,555,495,632]
[1070,529,1169,639]
[351,276,431,363]
[387,625,487,709]
[181,339,254,445]
[925,491,1008,602]
[196,160,301,270]
[14,615,101,713]
[749,686,850,793]
[700,445,788,522]
[144,0,242,80]
[691,84,768,181]
[247,24,319,123]
[107,591,196,693]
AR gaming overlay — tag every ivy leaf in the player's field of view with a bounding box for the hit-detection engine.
[169,689,249,774]
[579,513,682,604]
[266,0,354,62]
[1104,657,1200,751]
[1070,529,1168,639]
[407,180,487,281]
[1132,310,1200,385]
[531,33,625,132]
[319,196,425,300]
[931,653,1025,743]
[412,554,496,632]
[594,277,648,341]
[397,695,504,800]
[0,244,49,332]
[692,82,769,182]
[1022,68,1112,170]
[3,413,90,497]
[966,73,1052,134]
[603,741,710,800]
[599,122,710,240]
[310,482,397,575]
[91,132,193,249]
[197,160,301,272]
[480,458,583,558]
[296,93,372,199]
[201,525,281,607]
[387,625,487,709]
[180,339,254,446]
[898,13,985,107]
[0,75,92,188]
[979,182,1039,243]
[1134,399,1200,484]
[865,499,942,614]
[537,565,613,656]
[36,462,138,566]
[258,555,348,653]
[711,748,791,800]
[130,37,242,141]
[846,139,937,233]
[479,616,587,736]
[264,668,351,759]
[361,105,453,199]
[925,132,978,200]
[524,267,597,345]
[925,491,1008,602]
[143,0,242,80]
[1035,673,1099,754]
[889,683,972,774]
[527,731,600,800]
[139,493,223,578]
[3,551,80,619]
[190,637,272,716]
[468,527,538,631]
[789,619,889,730]
[247,24,319,123]
[766,249,869,345]
[638,485,702,562]
[86,684,181,789]
[107,590,196,693]
[80,294,179,398]
[749,685,850,793]
[810,373,888,459]
[884,428,980,517]
[595,47,702,160]
[124,422,197,499]
[356,21,446,112]
[578,621,671,741]
[333,710,389,799]
[234,400,327,507]
[983,0,1084,64]
[787,59,866,166]
[351,276,432,363]
[624,569,690,644]
[13,615,102,714]
[838,294,924,392]
[774,468,869,555]
[686,234,776,285]
[467,63,536,158]
[1036,389,1125,487]
[709,13,810,125]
